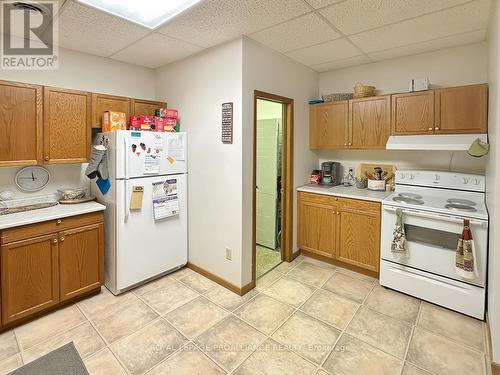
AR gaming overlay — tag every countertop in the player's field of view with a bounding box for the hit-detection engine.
[297,184,392,203]
[0,201,106,230]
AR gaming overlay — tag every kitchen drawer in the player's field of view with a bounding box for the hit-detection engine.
[1,212,104,244]
[338,197,380,213]
[298,192,338,206]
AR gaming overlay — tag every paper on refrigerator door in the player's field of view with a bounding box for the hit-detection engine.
[166,134,185,161]
[152,179,179,220]
[144,154,160,174]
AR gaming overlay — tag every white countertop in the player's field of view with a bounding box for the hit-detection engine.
[0,201,106,230]
[297,184,392,203]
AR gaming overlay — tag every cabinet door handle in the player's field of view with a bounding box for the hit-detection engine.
[44,156,49,161]
[435,127,440,130]
[337,212,340,215]
[60,237,65,242]
[428,127,433,131]
[53,238,58,244]
[56,219,62,225]
[348,142,352,146]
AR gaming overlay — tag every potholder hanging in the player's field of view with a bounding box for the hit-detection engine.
[391,208,408,258]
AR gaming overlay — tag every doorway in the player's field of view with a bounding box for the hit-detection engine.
[253,91,294,282]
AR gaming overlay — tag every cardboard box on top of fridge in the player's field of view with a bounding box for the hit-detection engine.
[155,108,178,118]
[155,117,176,132]
[103,111,126,132]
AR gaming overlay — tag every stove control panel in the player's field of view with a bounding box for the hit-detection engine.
[395,170,485,192]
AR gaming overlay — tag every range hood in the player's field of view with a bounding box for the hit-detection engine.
[386,134,488,151]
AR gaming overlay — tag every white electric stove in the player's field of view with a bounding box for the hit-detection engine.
[380,170,488,319]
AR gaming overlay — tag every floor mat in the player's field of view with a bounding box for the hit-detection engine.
[9,342,88,375]
[256,245,282,278]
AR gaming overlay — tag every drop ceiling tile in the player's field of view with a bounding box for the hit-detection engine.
[320,0,471,35]
[311,55,371,72]
[304,0,345,10]
[350,0,490,53]
[249,13,340,53]
[368,29,486,61]
[286,38,360,66]
[111,33,203,68]
[55,0,149,57]
[157,0,310,48]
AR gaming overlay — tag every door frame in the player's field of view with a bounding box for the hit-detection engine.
[253,90,294,284]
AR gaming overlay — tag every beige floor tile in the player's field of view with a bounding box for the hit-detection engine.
[180,272,218,293]
[84,348,126,375]
[418,302,484,351]
[402,363,432,375]
[324,334,402,375]
[263,277,316,307]
[0,354,23,375]
[133,275,176,296]
[166,296,228,339]
[288,262,335,287]
[346,306,412,359]
[91,297,158,343]
[316,370,329,375]
[234,338,316,375]
[148,347,225,375]
[204,284,258,311]
[274,258,302,274]
[300,288,359,330]
[407,327,485,375]
[256,269,282,291]
[300,256,336,270]
[365,286,421,324]
[272,311,340,364]
[322,273,373,303]
[141,281,199,315]
[0,331,19,362]
[195,315,266,372]
[111,319,187,375]
[78,288,136,320]
[235,294,294,334]
[15,305,86,350]
[170,267,195,280]
[22,322,105,363]
[336,266,376,284]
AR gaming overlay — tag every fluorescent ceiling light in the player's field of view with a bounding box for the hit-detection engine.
[77,0,202,29]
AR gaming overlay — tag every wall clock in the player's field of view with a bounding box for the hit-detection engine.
[15,166,51,192]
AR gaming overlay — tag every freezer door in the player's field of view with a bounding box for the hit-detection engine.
[112,131,187,179]
[115,174,188,291]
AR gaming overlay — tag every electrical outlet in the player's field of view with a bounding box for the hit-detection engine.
[225,248,232,261]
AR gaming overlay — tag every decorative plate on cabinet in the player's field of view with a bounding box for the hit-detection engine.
[15,166,50,192]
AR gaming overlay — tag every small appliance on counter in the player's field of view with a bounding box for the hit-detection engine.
[321,162,341,186]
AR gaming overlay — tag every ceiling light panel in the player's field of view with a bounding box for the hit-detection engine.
[77,0,203,29]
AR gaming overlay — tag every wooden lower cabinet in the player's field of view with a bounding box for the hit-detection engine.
[0,212,104,327]
[298,192,381,273]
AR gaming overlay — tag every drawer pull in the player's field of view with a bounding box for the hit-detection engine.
[53,238,58,244]
[428,127,433,131]
[60,237,65,242]
[435,127,440,130]
[56,219,62,225]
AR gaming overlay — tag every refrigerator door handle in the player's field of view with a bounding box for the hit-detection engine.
[124,181,130,222]
[123,136,130,179]
[123,136,130,222]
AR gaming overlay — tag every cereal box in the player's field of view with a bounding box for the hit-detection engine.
[103,111,126,132]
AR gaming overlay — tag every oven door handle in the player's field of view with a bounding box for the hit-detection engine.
[383,206,487,226]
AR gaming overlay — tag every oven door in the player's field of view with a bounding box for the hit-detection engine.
[381,205,487,287]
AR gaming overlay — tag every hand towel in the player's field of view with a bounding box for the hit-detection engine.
[456,219,476,279]
[85,146,109,180]
[391,208,408,258]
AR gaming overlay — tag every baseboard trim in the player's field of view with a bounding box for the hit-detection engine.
[187,262,255,296]
[292,249,301,260]
[300,249,379,279]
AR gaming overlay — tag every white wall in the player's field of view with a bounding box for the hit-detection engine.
[318,43,489,175]
[155,40,244,287]
[486,0,500,363]
[0,47,156,199]
[242,38,319,286]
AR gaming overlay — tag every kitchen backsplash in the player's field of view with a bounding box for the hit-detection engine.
[317,150,487,178]
[0,164,90,199]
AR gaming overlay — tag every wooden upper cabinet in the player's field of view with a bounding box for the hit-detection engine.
[43,87,92,164]
[59,223,104,302]
[92,93,131,129]
[131,98,166,116]
[0,80,43,167]
[391,91,434,135]
[1,234,59,324]
[336,200,381,272]
[349,95,391,149]
[309,101,348,149]
[434,84,488,134]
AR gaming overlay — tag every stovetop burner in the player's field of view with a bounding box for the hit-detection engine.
[447,198,477,206]
[444,203,477,212]
[392,196,424,205]
[398,193,423,200]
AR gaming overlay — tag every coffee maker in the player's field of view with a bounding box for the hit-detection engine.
[321,162,341,186]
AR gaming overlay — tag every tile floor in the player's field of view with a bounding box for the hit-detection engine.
[0,255,491,375]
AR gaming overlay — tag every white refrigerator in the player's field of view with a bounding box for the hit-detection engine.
[92,130,188,295]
